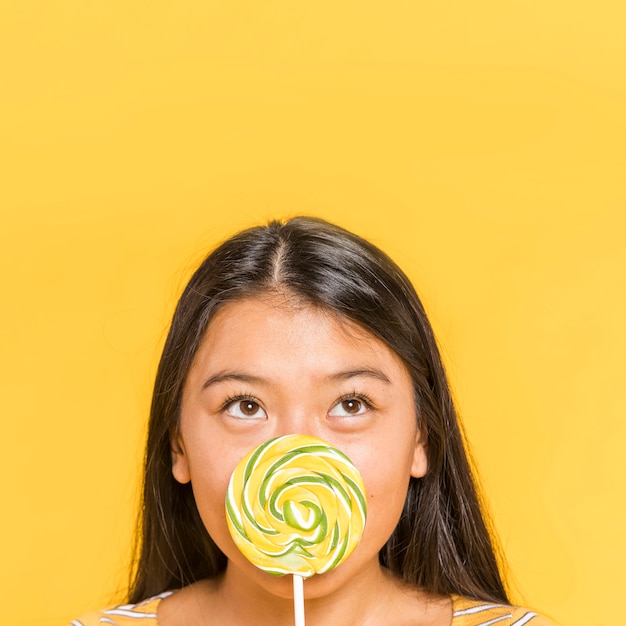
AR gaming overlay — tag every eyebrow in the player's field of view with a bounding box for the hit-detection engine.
[327,368,392,385]
[201,368,391,390]
[202,372,268,389]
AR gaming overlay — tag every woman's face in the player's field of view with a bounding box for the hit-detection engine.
[172,295,427,597]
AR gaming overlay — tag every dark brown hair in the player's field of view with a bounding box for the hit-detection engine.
[129,216,508,604]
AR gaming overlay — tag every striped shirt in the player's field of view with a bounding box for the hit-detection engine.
[70,592,555,625]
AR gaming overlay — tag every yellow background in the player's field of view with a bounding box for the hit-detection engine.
[1,2,624,625]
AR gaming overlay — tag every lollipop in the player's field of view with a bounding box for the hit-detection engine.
[225,434,367,625]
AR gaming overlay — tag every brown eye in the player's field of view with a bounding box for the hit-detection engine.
[329,396,370,417]
[342,399,363,414]
[225,398,267,420]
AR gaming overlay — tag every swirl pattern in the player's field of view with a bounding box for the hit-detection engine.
[225,434,367,577]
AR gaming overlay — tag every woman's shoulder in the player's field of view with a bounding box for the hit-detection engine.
[70,590,556,626]
[68,591,173,626]
[451,595,556,626]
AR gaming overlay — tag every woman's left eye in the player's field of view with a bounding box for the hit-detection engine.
[328,396,371,417]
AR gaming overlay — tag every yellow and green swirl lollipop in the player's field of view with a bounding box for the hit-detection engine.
[225,434,367,578]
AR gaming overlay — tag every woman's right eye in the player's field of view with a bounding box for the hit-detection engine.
[224,398,267,420]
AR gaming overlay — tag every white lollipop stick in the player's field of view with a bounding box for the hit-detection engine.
[293,574,305,626]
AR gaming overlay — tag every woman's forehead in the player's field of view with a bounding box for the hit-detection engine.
[191,295,410,381]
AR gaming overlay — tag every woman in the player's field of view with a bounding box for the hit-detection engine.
[71,217,554,625]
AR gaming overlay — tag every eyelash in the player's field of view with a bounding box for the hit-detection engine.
[219,393,261,412]
[336,391,375,410]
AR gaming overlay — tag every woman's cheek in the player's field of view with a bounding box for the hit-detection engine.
[364,464,412,533]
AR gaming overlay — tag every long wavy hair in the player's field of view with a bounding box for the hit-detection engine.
[129,216,508,604]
